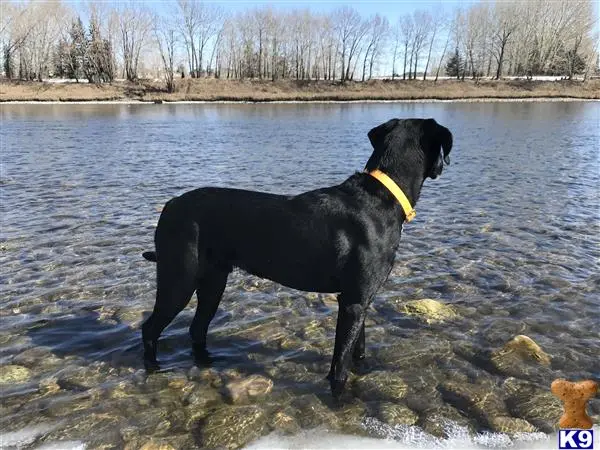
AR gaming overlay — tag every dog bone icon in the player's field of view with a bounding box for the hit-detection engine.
[551,378,598,429]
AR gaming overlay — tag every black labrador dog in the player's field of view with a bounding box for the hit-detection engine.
[141,118,453,398]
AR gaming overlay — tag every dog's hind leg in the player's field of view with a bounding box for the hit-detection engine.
[142,234,199,370]
[189,266,230,363]
[142,274,197,370]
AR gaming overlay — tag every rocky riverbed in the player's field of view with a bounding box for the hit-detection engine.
[2,280,598,449]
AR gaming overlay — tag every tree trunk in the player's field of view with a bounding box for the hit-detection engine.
[403,42,408,80]
[495,42,505,79]
[3,46,13,80]
[340,43,346,83]
[413,54,418,80]
[362,47,369,81]
[258,29,262,79]
[391,41,398,80]
[369,50,376,80]
[423,28,436,81]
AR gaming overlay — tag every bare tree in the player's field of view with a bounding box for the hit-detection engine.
[361,14,388,81]
[252,7,270,79]
[399,14,413,79]
[491,2,517,79]
[17,1,70,81]
[433,17,452,82]
[177,0,198,77]
[1,2,34,79]
[317,15,335,80]
[117,3,152,81]
[448,7,464,80]
[196,3,223,77]
[423,8,442,80]
[154,14,178,92]
[390,20,401,79]
[410,10,431,79]
[208,21,224,77]
[334,7,368,82]
[463,4,489,80]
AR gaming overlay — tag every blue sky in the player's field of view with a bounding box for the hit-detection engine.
[169,0,473,22]
[104,0,476,23]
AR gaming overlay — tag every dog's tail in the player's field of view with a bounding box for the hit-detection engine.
[142,251,157,262]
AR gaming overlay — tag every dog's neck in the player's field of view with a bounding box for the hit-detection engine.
[368,169,416,222]
[372,164,424,209]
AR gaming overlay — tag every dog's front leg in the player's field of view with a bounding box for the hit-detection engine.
[352,322,366,362]
[328,299,369,399]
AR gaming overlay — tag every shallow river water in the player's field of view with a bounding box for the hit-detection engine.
[1,101,599,449]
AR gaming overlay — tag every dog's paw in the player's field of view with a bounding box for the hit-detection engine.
[144,359,160,373]
[329,377,348,399]
[193,347,215,366]
[353,353,366,362]
[352,355,370,375]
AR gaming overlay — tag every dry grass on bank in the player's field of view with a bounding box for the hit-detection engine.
[1,78,599,102]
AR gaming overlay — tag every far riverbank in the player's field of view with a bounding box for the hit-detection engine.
[1,78,598,103]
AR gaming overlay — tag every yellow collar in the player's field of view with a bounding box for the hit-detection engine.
[367,169,416,222]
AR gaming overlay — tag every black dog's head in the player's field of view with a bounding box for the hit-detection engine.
[365,118,453,181]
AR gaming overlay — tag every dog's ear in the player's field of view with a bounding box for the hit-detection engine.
[428,120,453,179]
[365,119,400,171]
[438,123,453,165]
[367,119,399,151]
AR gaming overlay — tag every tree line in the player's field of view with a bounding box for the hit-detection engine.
[1,0,598,91]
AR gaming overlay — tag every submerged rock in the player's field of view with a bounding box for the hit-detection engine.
[377,402,418,426]
[229,319,288,344]
[488,416,537,433]
[129,407,173,437]
[200,405,267,449]
[0,365,31,384]
[223,374,273,404]
[116,308,145,325]
[267,361,323,385]
[269,408,301,434]
[43,393,96,417]
[352,371,408,402]
[335,399,370,433]
[126,435,195,450]
[419,404,476,438]
[38,377,61,395]
[438,380,534,433]
[374,339,453,369]
[56,365,106,391]
[144,372,171,392]
[188,366,221,387]
[396,299,459,324]
[291,394,340,429]
[490,335,551,377]
[42,412,125,448]
[108,380,138,399]
[301,319,330,340]
[185,384,220,408]
[167,373,188,390]
[137,441,176,450]
[503,377,562,432]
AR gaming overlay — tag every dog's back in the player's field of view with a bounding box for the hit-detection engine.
[151,180,389,292]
